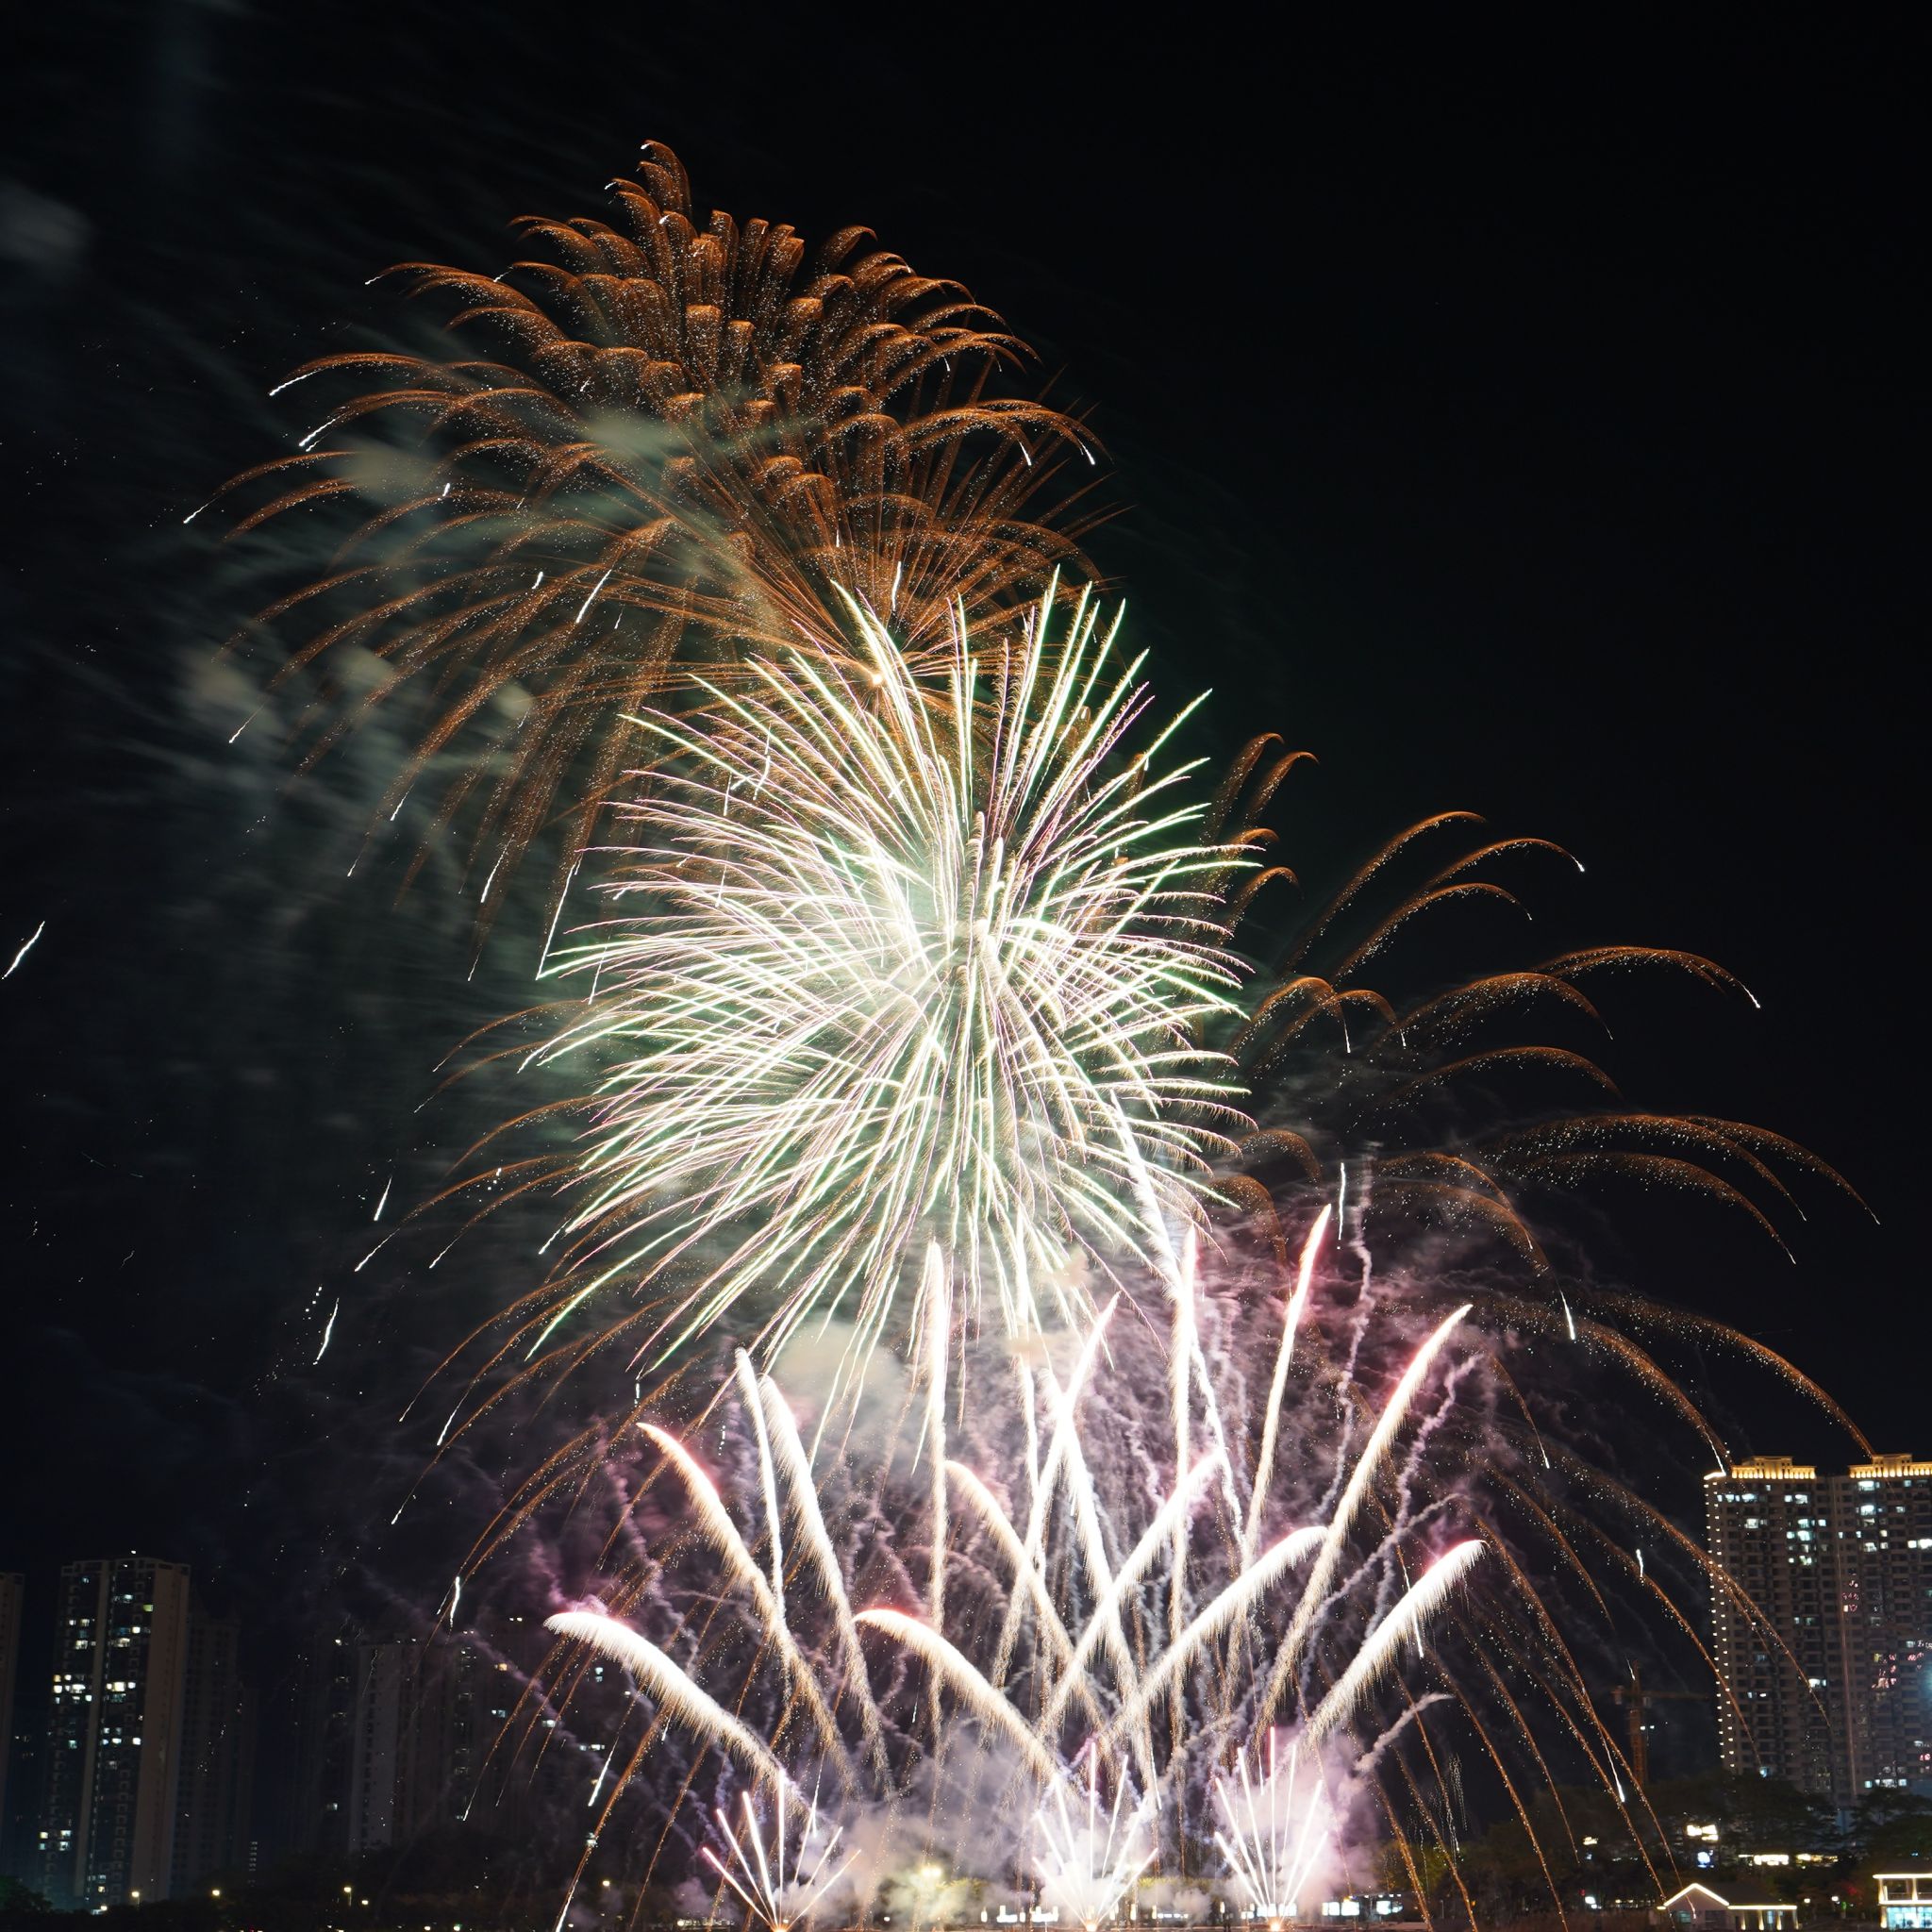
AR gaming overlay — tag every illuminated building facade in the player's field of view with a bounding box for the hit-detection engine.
[1834,1456,1932,1794]
[1707,1455,1932,1808]
[1876,1874,1932,1929]
[1705,1460,1843,1801]
[37,1557,192,1909]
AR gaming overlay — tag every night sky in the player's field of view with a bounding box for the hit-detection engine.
[1,8,1921,1653]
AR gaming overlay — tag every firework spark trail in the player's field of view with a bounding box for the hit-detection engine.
[943,1461,1100,1729]
[990,1299,1119,1690]
[1212,1732,1332,1922]
[1036,1346,1159,1786]
[853,1608,1062,1785]
[1258,1305,1472,1730]
[1245,1208,1332,1560]
[639,1424,851,1776]
[547,1264,1489,1802]
[736,1351,787,1610]
[1101,1527,1326,1751]
[526,583,1249,1386]
[1038,1456,1224,1734]
[919,1243,950,1641]
[1303,1540,1486,1741]
[543,1610,799,1807]
[751,1373,892,1778]
[3,920,45,979]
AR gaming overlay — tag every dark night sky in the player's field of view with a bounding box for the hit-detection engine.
[0,8,1922,1640]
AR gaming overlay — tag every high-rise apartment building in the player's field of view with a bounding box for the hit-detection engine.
[345,1641,410,1855]
[1706,1458,1842,1798]
[37,1557,192,1909]
[173,1613,256,1889]
[341,1635,490,1855]
[270,1636,357,1859]
[1707,1455,1932,1811]
[1836,1456,1932,1795]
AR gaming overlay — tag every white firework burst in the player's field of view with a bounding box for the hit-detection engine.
[536,579,1249,1374]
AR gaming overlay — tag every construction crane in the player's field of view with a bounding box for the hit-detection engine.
[1611,1666,1707,1785]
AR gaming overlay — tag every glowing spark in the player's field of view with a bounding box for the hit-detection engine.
[640,1424,848,1770]
[855,1608,1060,1784]
[313,1297,340,1365]
[1260,1305,1473,1728]
[545,1610,796,1801]
[1247,1205,1332,1557]
[1213,1733,1331,1921]
[3,921,45,979]
[373,1174,392,1222]
[574,567,614,625]
[702,1790,855,1932]
[1304,1541,1486,1741]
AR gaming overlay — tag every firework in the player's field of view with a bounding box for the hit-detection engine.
[1209,776,1864,1265]
[1211,1732,1332,1924]
[1032,1748,1156,1931]
[208,142,1095,907]
[518,580,1248,1374]
[702,1788,856,1932]
[540,1212,1488,1852]
[206,130,1874,1932]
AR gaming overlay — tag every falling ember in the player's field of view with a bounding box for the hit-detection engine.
[3,920,45,979]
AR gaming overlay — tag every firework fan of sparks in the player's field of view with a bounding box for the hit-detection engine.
[1212,1731,1333,1923]
[701,1786,856,1932]
[507,578,1249,1375]
[205,142,1097,910]
[530,1218,1488,1918]
[1203,758,1867,1267]
[492,1191,1866,1925]
[1033,1747,1158,1932]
